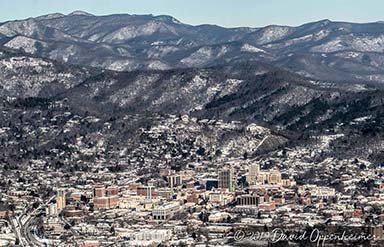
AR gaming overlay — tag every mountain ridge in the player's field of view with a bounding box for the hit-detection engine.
[0,12,384,83]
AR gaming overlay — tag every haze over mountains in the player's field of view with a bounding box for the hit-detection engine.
[1,11,384,83]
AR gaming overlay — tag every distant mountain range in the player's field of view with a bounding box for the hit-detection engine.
[1,12,384,164]
[1,11,384,136]
[1,11,384,83]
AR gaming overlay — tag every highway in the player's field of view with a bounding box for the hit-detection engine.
[9,215,25,246]
[10,195,56,246]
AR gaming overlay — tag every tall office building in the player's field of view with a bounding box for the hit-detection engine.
[137,185,156,199]
[167,174,182,188]
[57,189,66,210]
[246,164,260,185]
[93,185,119,209]
[218,167,235,192]
[249,164,260,176]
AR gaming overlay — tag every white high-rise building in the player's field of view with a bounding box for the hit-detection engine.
[46,204,58,216]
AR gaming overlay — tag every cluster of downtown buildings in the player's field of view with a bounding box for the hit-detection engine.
[2,158,383,246]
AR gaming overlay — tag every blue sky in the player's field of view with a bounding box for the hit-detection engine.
[0,0,383,27]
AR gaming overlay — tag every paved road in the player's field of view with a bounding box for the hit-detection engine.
[9,215,25,246]
[17,195,55,246]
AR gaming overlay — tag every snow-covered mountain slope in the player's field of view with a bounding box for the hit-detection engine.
[46,60,384,133]
[1,12,384,83]
[1,45,384,135]
[0,50,90,97]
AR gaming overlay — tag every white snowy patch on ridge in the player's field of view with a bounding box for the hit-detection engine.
[4,36,42,54]
[181,46,229,66]
[311,35,384,53]
[257,26,292,45]
[99,21,178,43]
[241,44,266,53]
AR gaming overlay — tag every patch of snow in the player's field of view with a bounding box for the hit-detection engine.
[317,134,344,149]
[257,26,292,45]
[218,79,243,97]
[100,21,178,43]
[312,35,384,53]
[147,60,169,70]
[36,13,65,20]
[0,19,43,37]
[146,45,179,59]
[352,116,372,123]
[335,51,360,59]
[241,43,266,53]
[68,11,94,16]
[4,36,46,54]
[181,46,228,66]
